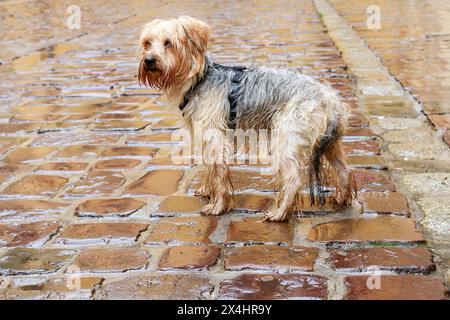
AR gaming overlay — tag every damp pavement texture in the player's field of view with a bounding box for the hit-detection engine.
[0,0,448,300]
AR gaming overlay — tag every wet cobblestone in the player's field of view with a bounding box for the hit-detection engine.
[321,0,450,287]
[0,0,448,299]
[330,0,450,143]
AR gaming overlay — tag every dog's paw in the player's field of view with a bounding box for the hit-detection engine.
[262,209,288,222]
[200,203,225,216]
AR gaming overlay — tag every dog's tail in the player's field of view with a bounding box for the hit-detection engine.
[308,119,340,206]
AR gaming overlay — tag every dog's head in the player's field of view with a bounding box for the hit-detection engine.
[138,16,210,90]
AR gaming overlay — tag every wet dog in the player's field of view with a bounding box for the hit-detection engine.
[138,16,356,221]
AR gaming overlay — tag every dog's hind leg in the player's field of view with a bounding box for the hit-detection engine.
[264,148,304,222]
[264,108,312,222]
[264,96,335,222]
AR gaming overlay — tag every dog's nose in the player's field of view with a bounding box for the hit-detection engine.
[144,56,155,67]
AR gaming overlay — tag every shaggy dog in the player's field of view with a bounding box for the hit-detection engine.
[138,16,356,221]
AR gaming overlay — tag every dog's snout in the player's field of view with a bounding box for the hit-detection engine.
[144,56,156,67]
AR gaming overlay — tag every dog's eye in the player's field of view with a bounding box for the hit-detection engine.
[144,40,151,48]
[164,39,172,48]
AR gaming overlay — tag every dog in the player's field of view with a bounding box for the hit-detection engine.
[138,16,356,222]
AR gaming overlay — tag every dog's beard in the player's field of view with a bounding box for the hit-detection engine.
[138,53,203,92]
[138,60,167,90]
[138,60,188,91]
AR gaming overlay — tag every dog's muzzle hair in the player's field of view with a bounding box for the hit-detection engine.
[138,57,163,89]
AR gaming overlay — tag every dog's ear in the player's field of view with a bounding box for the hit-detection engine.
[177,16,211,54]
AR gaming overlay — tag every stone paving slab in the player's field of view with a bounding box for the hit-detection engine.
[145,216,218,246]
[328,247,435,273]
[0,221,60,248]
[98,275,213,300]
[75,198,147,218]
[224,246,319,272]
[0,248,76,276]
[54,222,149,245]
[344,275,448,300]
[0,276,103,300]
[219,274,328,300]
[159,245,220,271]
[73,248,150,273]
[307,217,425,244]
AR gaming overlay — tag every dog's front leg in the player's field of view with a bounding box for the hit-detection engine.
[200,129,234,216]
[200,163,234,216]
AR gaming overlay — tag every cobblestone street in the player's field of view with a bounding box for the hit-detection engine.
[0,0,448,299]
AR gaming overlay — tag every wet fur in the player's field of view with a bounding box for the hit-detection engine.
[138,16,356,222]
